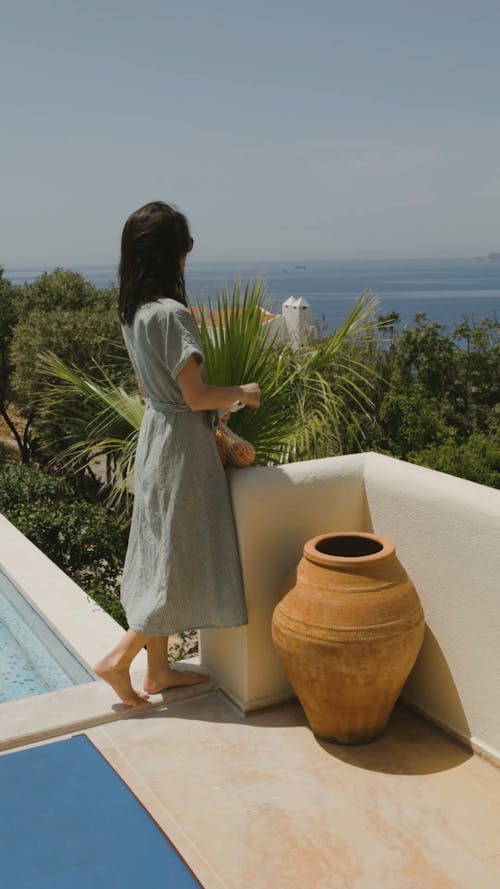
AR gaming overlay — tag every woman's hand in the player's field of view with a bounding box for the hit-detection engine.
[240,383,261,409]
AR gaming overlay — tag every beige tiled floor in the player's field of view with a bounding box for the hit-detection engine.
[78,691,500,889]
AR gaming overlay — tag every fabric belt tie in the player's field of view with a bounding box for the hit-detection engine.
[147,398,218,429]
[147,398,191,413]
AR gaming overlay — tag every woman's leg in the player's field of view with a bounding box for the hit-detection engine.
[94,629,152,707]
[143,635,210,694]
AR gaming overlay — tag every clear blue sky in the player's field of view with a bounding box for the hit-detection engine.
[1,0,499,266]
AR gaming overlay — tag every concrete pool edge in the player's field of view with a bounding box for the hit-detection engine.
[0,669,215,752]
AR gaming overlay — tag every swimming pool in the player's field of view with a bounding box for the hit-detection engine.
[0,568,95,704]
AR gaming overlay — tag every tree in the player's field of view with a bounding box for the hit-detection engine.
[452,315,500,434]
[409,431,500,489]
[343,309,500,487]
[374,382,456,456]
[11,303,127,402]
[8,269,134,463]
[14,267,101,315]
[0,462,129,625]
[0,266,33,462]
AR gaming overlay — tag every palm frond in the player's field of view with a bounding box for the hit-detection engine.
[37,350,143,515]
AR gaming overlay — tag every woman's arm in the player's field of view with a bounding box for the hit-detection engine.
[177,355,260,411]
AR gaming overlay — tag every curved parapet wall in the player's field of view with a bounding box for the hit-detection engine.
[200,451,500,764]
[363,452,500,765]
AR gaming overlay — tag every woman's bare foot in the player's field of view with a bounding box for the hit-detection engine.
[143,666,211,695]
[94,656,150,708]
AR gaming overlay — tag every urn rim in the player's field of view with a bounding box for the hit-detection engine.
[304,531,395,567]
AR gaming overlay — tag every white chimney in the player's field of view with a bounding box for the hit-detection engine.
[282,296,311,345]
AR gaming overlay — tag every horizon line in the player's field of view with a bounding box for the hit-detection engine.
[3,253,496,273]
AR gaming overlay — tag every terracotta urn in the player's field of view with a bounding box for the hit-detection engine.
[271,532,425,744]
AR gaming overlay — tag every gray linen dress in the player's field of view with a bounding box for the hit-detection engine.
[120,296,248,635]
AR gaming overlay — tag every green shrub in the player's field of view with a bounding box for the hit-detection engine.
[0,463,129,628]
[408,431,500,489]
[0,441,19,466]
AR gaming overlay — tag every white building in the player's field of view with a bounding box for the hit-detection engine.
[280,296,314,346]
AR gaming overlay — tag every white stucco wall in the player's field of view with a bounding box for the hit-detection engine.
[200,452,500,763]
[363,452,500,763]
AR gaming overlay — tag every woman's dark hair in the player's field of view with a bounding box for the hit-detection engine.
[118,201,193,325]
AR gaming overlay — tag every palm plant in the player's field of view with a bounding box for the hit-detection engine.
[198,280,381,463]
[37,279,382,516]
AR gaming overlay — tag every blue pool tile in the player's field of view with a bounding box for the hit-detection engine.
[0,569,94,703]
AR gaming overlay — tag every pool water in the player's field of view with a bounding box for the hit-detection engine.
[0,569,95,703]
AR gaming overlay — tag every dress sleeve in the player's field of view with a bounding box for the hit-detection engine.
[162,303,204,380]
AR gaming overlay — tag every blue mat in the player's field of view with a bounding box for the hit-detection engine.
[0,734,203,888]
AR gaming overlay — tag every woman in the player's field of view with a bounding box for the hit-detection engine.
[95,201,260,707]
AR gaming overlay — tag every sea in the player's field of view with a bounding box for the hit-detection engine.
[4,258,500,335]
